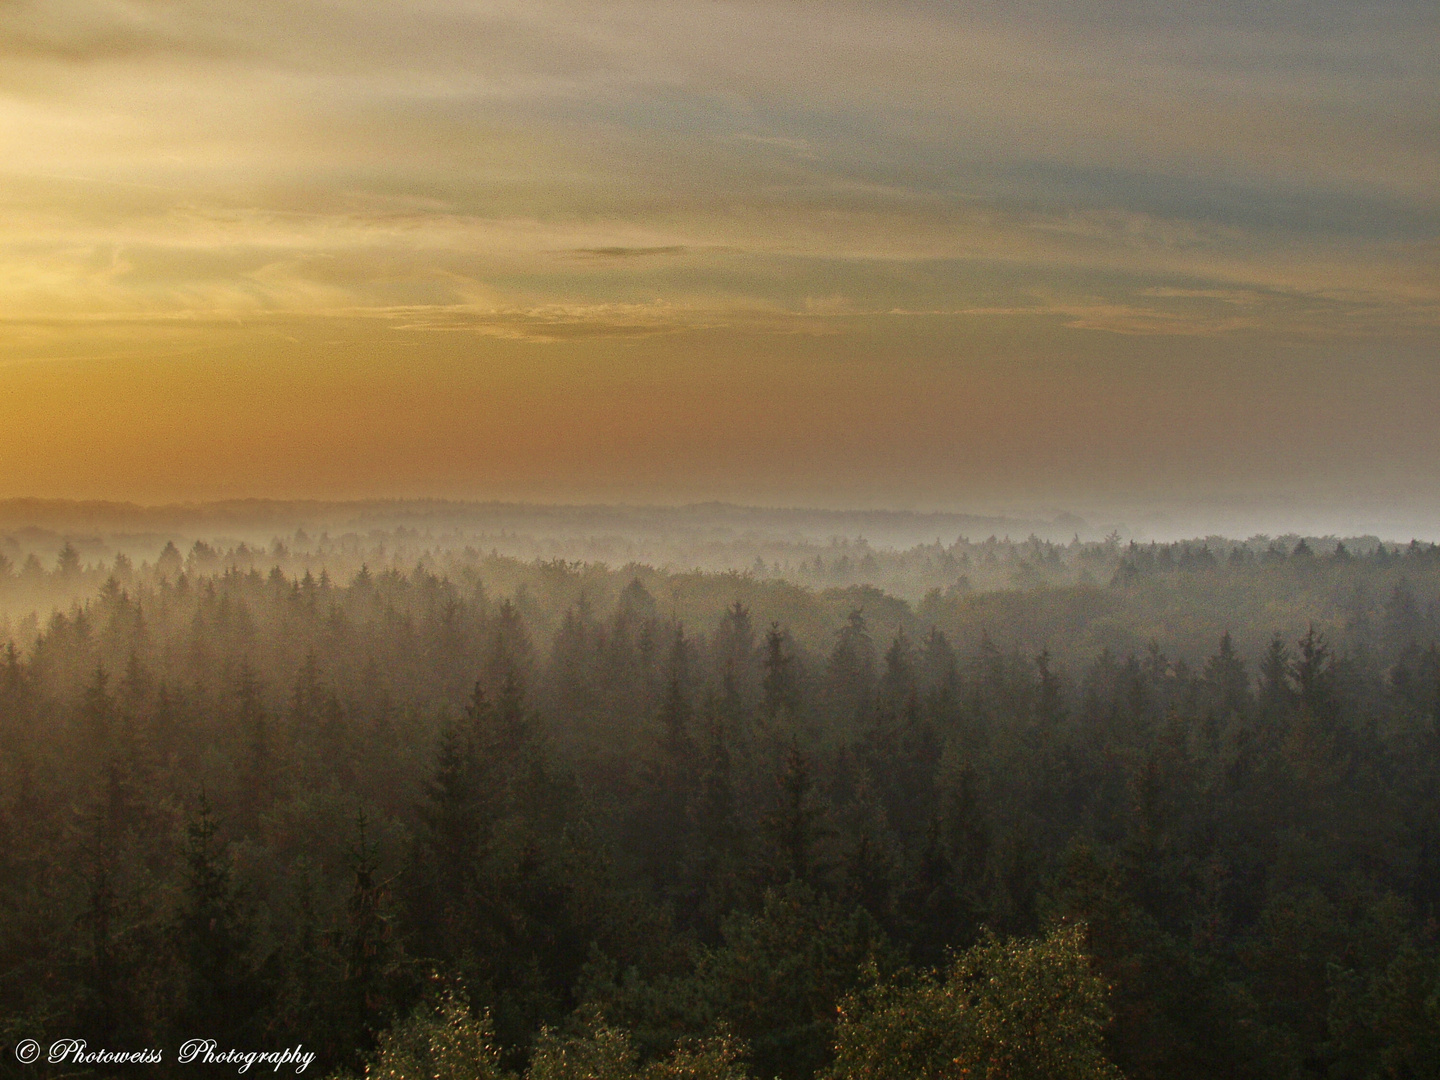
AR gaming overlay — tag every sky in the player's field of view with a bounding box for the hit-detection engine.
[1,1,1437,535]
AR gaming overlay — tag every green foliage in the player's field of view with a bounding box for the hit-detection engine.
[354,991,508,1080]
[530,1022,749,1080]
[697,883,885,1080]
[587,880,888,1080]
[828,922,1122,1080]
[650,1034,753,1080]
[347,1006,750,1080]
[175,793,260,1041]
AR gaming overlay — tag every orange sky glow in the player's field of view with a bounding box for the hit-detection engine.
[2,1,1437,532]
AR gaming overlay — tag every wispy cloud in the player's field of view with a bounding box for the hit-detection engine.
[0,1,1437,505]
[567,246,688,259]
[1,0,1434,339]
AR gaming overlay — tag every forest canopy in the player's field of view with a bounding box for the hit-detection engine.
[2,509,1439,1079]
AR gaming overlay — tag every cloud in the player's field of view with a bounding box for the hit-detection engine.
[567,246,687,259]
[1142,287,1263,305]
[0,0,1434,348]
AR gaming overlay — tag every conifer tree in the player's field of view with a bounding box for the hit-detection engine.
[339,813,401,1068]
[175,794,256,1041]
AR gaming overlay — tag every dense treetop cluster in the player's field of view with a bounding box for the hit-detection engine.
[2,534,1439,1078]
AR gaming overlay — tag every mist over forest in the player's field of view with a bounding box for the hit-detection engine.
[0,496,1412,651]
[2,500,1439,1079]
[5,0,1436,1071]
